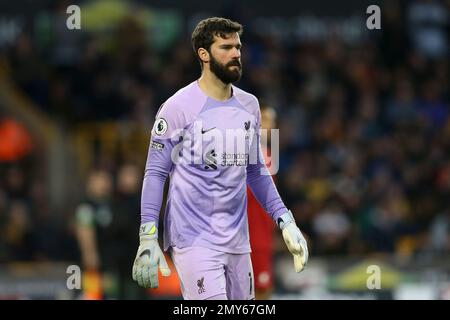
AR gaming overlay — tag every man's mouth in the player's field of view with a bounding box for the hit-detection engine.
[228,63,241,68]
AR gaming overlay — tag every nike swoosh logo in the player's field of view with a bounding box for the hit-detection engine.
[201,127,216,134]
[139,249,151,258]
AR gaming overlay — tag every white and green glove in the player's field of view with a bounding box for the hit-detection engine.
[132,222,171,288]
[278,210,309,273]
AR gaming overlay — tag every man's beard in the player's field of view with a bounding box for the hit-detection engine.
[210,55,242,84]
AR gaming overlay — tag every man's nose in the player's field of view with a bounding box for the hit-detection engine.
[232,47,241,59]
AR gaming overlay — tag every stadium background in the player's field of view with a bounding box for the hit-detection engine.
[0,0,449,299]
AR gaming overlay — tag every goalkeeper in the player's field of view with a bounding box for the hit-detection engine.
[132,17,308,300]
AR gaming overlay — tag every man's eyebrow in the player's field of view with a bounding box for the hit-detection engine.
[219,43,242,48]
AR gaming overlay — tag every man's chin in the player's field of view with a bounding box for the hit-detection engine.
[228,75,242,83]
[229,69,242,80]
[212,70,242,84]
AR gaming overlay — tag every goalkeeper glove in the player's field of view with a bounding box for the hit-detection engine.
[277,210,309,273]
[132,222,171,288]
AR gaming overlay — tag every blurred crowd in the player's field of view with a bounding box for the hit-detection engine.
[0,0,449,289]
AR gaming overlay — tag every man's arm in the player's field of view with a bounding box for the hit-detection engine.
[141,99,186,225]
[133,102,184,288]
[140,136,174,227]
[246,143,287,222]
[246,110,309,273]
[246,121,287,222]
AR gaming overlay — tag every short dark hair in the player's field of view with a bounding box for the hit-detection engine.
[191,17,243,66]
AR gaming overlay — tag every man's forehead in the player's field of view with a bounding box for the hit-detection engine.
[213,32,241,45]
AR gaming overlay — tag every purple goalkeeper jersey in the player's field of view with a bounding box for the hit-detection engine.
[141,80,287,254]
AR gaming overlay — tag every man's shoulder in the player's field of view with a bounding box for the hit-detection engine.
[164,81,203,110]
[232,85,260,113]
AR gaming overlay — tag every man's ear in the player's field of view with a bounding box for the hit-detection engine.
[198,48,210,64]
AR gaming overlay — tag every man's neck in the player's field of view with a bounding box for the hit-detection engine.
[198,72,232,101]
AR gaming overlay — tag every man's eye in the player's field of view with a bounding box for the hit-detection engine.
[220,45,241,50]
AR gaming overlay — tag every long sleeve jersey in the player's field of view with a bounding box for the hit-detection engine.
[141,80,287,253]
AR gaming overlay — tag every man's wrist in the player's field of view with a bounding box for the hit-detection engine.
[139,221,158,240]
[276,210,296,230]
